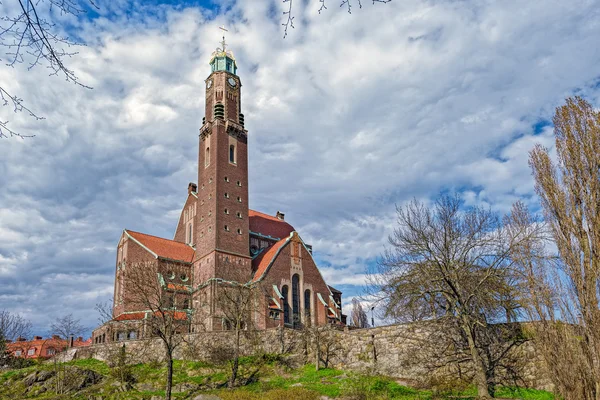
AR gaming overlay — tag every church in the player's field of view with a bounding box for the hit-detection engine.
[92,38,345,344]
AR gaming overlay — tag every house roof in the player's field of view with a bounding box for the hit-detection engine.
[126,230,195,263]
[114,312,146,321]
[252,236,290,282]
[249,210,295,240]
[6,336,90,358]
[328,285,342,295]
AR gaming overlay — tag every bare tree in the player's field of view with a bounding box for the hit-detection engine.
[528,96,600,400]
[213,259,263,388]
[308,324,343,371]
[125,260,193,400]
[350,298,369,328]
[367,194,541,398]
[507,200,596,399]
[0,0,96,138]
[50,314,86,342]
[0,309,32,340]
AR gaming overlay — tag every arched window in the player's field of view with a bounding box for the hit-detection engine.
[292,274,300,326]
[304,289,311,325]
[282,285,290,325]
[205,146,210,166]
[229,144,236,163]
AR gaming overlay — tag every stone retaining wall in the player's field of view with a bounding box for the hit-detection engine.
[65,323,552,390]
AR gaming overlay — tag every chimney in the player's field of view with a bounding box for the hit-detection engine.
[17,336,26,342]
[275,211,285,221]
[188,182,197,194]
[77,336,83,342]
[52,335,60,340]
[5,339,12,343]
[34,336,42,340]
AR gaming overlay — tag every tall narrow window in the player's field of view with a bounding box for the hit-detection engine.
[304,289,311,326]
[292,274,300,326]
[205,147,210,167]
[282,285,290,325]
[188,223,193,244]
[229,144,236,163]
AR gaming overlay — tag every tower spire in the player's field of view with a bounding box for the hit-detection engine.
[209,25,237,75]
[218,25,228,53]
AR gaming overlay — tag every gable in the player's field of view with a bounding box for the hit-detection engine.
[174,193,198,243]
[252,232,333,298]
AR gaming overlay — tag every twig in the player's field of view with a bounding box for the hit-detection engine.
[282,0,294,39]
[0,86,41,138]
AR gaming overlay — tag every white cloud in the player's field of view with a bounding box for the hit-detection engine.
[1,0,599,334]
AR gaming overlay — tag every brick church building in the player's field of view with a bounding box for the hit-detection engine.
[92,39,344,344]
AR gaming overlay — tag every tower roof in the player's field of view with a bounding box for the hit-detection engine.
[209,26,237,75]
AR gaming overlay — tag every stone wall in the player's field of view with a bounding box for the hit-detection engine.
[65,322,552,391]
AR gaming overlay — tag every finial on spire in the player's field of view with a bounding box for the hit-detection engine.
[218,25,228,52]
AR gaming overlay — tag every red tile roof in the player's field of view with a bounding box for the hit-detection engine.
[249,210,295,239]
[114,310,188,321]
[7,337,90,359]
[252,237,289,282]
[166,283,191,292]
[126,230,195,263]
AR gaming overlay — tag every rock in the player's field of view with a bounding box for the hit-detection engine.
[135,382,156,391]
[291,382,303,387]
[36,370,55,382]
[173,382,197,393]
[23,372,38,386]
[192,395,222,400]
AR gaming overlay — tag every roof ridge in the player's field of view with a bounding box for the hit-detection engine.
[126,229,188,245]
[249,209,288,222]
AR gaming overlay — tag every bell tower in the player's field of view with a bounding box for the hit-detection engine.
[195,32,251,282]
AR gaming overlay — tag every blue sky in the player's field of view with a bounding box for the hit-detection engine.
[1,0,600,336]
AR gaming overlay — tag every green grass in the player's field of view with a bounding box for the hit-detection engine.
[495,387,556,400]
[0,356,557,400]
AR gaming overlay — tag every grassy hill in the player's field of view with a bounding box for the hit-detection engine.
[0,356,555,400]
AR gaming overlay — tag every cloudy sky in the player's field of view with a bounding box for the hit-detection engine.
[1,0,599,336]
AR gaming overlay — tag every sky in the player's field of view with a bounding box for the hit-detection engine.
[1,0,600,336]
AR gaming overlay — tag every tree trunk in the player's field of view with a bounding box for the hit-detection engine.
[315,330,320,371]
[462,321,491,399]
[165,351,173,400]
[229,327,240,388]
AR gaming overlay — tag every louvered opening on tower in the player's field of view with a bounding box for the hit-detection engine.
[239,113,245,127]
[214,103,225,120]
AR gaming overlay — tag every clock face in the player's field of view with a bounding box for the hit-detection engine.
[207,80,212,89]
[227,77,237,87]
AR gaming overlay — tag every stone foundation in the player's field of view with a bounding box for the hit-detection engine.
[64,323,552,391]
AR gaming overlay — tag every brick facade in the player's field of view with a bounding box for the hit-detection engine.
[94,42,344,343]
